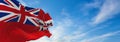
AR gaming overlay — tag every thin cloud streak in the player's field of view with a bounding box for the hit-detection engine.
[92,0,120,25]
[79,0,102,16]
[61,23,109,42]
[80,31,120,42]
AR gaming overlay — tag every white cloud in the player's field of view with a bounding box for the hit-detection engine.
[61,23,110,42]
[80,31,120,42]
[92,0,120,25]
[61,9,70,17]
[79,0,102,16]
[84,0,102,8]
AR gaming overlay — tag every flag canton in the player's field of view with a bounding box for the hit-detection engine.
[0,0,40,26]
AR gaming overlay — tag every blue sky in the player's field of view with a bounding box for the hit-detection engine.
[17,0,120,42]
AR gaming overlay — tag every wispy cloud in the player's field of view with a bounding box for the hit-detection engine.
[79,0,102,16]
[80,31,120,42]
[61,23,110,42]
[92,0,120,25]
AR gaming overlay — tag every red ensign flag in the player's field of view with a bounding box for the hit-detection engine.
[0,0,53,42]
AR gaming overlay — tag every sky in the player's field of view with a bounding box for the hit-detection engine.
[17,0,120,42]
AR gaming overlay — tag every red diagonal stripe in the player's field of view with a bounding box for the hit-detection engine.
[0,5,19,14]
[4,0,14,7]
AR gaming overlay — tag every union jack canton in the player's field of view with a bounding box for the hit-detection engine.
[0,0,52,26]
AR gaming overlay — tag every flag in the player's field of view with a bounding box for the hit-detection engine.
[0,0,53,42]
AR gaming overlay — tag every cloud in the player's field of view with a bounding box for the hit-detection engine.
[61,23,110,42]
[61,9,70,17]
[80,31,120,42]
[84,0,102,8]
[79,0,102,16]
[92,0,120,25]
